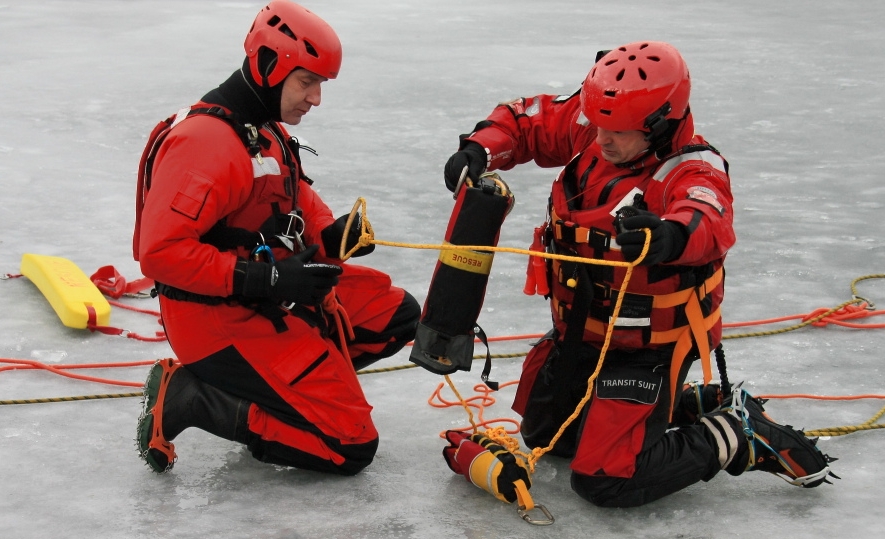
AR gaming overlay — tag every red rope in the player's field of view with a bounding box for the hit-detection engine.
[0,358,149,388]
[723,303,885,329]
[429,379,522,436]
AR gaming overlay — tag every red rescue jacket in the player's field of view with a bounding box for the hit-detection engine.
[134,103,339,298]
[465,89,735,414]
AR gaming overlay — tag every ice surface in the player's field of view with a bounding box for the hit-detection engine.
[1,1,884,538]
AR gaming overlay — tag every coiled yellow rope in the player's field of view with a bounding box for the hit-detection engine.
[339,195,650,475]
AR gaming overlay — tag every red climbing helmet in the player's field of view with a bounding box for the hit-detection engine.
[244,0,342,87]
[581,41,690,133]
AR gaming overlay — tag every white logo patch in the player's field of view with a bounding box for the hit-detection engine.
[687,186,724,214]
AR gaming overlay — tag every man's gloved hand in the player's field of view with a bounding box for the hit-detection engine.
[322,213,375,258]
[443,141,487,192]
[234,244,342,304]
[616,209,688,266]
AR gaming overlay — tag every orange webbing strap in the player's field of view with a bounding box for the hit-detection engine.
[663,294,720,421]
[651,267,723,308]
[514,479,534,511]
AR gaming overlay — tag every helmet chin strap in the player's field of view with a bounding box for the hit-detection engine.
[644,102,691,158]
[644,102,673,142]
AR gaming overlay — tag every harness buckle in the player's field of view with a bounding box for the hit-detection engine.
[244,123,263,163]
[555,219,578,243]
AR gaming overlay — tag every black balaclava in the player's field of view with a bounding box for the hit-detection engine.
[201,57,285,126]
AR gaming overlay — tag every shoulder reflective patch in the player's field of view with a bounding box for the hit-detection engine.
[653,150,726,181]
[576,111,590,126]
[553,85,581,102]
[252,155,281,178]
[687,186,725,214]
[170,107,191,128]
[526,97,540,116]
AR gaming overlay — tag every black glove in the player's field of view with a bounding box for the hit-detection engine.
[616,210,688,266]
[234,244,342,304]
[443,141,487,192]
[321,213,375,258]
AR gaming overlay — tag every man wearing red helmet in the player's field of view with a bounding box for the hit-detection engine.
[443,41,834,506]
[134,1,419,476]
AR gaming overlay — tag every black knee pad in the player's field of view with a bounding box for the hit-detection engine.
[248,436,378,476]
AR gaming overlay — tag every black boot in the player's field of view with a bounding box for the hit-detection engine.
[137,358,252,473]
[703,385,837,487]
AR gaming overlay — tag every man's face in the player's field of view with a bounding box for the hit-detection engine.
[595,127,651,164]
[279,68,327,125]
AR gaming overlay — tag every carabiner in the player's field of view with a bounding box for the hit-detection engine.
[517,503,554,526]
[277,212,306,252]
[251,233,275,263]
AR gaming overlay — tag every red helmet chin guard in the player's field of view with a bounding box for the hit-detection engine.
[581,41,690,133]
[244,0,342,87]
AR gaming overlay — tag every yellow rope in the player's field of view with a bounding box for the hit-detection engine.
[342,195,649,474]
[805,400,885,437]
[446,374,478,432]
[0,392,143,405]
[340,197,637,270]
[805,423,885,437]
[850,274,885,309]
[352,186,650,475]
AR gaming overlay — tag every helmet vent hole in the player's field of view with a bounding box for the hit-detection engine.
[615,68,625,81]
[303,39,319,58]
[604,59,618,66]
[278,24,297,41]
[628,55,636,61]
[600,109,612,117]
[603,90,617,98]
[638,68,647,80]
[267,15,280,27]
[647,55,661,62]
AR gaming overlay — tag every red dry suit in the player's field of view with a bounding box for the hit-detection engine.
[459,89,735,505]
[136,103,418,474]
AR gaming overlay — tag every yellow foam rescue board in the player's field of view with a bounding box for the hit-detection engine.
[20,253,111,329]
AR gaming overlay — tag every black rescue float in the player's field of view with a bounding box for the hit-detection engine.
[409,173,514,386]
